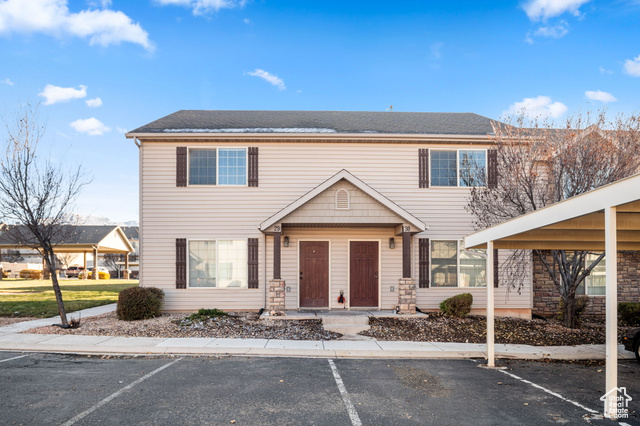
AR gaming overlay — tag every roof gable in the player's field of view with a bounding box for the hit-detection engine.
[260,170,427,232]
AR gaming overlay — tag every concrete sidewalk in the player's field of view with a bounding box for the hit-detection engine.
[0,304,635,360]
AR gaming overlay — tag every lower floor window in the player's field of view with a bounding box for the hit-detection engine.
[431,240,486,287]
[577,253,606,296]
[189,240,247,288]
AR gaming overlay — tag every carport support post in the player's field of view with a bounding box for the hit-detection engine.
[486,241,495,367]
[92,247,99,280]
[604,206,618,419]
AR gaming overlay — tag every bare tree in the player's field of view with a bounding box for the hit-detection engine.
[468,111,640,328]
[0,104,90,327]
[103,253,124,278]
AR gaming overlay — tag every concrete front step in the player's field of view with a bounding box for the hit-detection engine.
[323,324,371,334]
[322,316,369,326]
[322,315,370,334]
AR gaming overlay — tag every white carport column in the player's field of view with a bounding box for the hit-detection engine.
[604,206,618,419]
[486,241,495,367]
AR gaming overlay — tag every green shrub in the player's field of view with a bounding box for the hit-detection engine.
[116,287,164,321]
[186,308,229,321]
[619,302,640,326]
[439,293,473,318]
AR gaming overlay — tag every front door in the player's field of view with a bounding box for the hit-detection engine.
[350,241,379,307]
[299,241,329,308]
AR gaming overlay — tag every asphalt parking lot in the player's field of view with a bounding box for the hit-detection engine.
[0,352,638,425]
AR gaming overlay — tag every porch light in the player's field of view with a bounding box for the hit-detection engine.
[283,236,289,247]
[389,237,395,249]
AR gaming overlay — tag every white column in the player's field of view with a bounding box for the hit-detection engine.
[604,206,618,418]
[486,241,495,367]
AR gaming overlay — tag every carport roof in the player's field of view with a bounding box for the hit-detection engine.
[464,173,640,251]
[0,225,134,253]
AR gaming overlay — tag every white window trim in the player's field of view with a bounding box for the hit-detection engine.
[186,238,249,290]
[429,239,487,288]
[187,146,249,187]
[429,148,488,188]
[578,254,606,297]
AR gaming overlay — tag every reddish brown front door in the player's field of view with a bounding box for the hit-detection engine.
[350,241,379,307]
[299,241,329,308]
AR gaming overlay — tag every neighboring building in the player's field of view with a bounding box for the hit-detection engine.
[127,110,532,317]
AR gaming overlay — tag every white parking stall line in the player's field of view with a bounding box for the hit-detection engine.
[0,354,29,364]
[60,357,183,426]
[328,359,363,426]
[497,369,599,414]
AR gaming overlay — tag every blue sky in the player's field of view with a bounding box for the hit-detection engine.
[1,0,639,223]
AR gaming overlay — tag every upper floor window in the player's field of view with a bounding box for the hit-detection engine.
[189,148,247,186]
[430,150,487,187]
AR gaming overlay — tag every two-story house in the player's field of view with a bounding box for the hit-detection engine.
[126,110,532,317]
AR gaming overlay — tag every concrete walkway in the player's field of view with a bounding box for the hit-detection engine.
[0,304,635,360]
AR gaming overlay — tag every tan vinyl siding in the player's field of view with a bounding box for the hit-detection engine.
[140,140,531,312]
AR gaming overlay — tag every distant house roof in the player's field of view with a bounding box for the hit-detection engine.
[0,225,134,253]
[127,110,497,136]
[120,226,139,241]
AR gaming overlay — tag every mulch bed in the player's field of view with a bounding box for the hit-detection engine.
[362,313,633,346]
[25,312,342,341]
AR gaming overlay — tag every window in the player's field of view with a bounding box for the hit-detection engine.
[577,253,606,296]
[188,240,248,288]
[431,240,486,287]
[430,150,486,187]
[188,148,247,185]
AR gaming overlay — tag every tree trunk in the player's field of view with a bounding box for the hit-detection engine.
[43,248,68,327]
[562,294,577,328]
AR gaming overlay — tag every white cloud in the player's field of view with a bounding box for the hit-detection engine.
[585,90,616,103]
[85,97,103,107]
[623,55,640,77]
[0,0,152,50]
[70,117,110,136]
[247,69,286,90]
[39,84,87,105]
[154,0,247,16]
[534,21,569,38]
[116,126,128,134]
[523,0,592,21]
[1,77,13,85]
[505,96,568,119]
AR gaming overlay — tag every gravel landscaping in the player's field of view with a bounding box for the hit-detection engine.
[25,312,342,340]
[363,314,633,346]
[19,310,633,346]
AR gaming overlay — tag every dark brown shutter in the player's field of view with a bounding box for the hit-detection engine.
[176,147,187,187]
[419,149,429,188]
[418,238,430,288]
[248,238,259,288]
[493,248,499,288]
[176,238,187,289]
[248,147,259,187]
[487,149,498,189]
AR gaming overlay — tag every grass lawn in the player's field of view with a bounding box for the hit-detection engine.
[0,279,139,318]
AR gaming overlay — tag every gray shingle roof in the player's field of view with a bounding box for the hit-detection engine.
[0,225,128,246]
[128,110,497,136]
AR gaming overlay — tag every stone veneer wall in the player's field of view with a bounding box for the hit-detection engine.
[532,251,640,319]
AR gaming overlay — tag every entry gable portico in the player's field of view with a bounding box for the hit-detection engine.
[260,169,427,233]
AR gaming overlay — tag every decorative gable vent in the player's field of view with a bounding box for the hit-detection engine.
[335,189,350,210]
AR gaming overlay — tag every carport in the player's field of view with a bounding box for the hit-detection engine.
[464,173,640,419]
[0,225,134,279]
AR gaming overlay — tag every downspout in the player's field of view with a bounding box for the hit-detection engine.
[263,231,267,311]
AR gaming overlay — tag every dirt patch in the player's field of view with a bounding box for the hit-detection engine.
[25,312,342,340]
[362,314,633,346]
